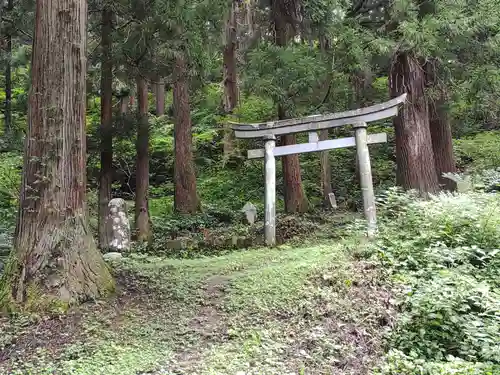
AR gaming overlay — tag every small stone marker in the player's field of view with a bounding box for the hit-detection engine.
[103,252,123,262]
[328,192,337,209]
[442,172,472,193]
[106,198,131,252]
[241,202,257,225]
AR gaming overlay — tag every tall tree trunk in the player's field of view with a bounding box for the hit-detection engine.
[120,95,129,114]
[3,0,13,138]
[389,52,439,194]
[155,78,165,116]
[0,0,114,311]
[272,0,308,213]
[350,68,374,109]
[425,61,456,190]
[98,7,113,250]
[281,133,309,213]
[135,77,151,242]
[319,130,333,208]
[173,54,200,213]
[222,0,239,161]
[279,107,308,213]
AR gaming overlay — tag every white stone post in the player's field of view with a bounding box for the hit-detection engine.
[353,123,377,237]
[263,135,276,246]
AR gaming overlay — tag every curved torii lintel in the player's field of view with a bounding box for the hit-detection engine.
[231,93,407,139]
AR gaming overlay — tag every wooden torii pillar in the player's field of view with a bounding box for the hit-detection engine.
[231,94,407,246]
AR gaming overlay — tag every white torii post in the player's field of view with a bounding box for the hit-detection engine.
[354,123,377,237]
[263,135,276,246]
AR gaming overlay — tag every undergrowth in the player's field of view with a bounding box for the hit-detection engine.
[361,187,500,374]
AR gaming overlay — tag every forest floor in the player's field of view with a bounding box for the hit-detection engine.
[0,235,395,375]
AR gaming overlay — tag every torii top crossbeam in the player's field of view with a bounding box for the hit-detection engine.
[231,93,407,138]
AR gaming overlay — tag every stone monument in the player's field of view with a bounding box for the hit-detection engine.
[106,198,131,252]
[241,202,257,225]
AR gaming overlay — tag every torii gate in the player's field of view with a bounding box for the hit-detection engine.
[231,93,407,246]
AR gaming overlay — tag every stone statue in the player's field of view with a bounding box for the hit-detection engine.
[241,202,257,225]
[106,198,131,252]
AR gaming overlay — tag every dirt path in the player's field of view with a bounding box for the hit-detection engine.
[162,275,231,374]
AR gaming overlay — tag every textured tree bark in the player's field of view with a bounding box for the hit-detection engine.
[272,0,308,213]
[98,7,114,250]
[319,130,333,208]
[389,52,439,194]
[155,78,165,116]
[0,0,114,311]
[350,68,373,108]
[222,0,239,161]
[173,54,200,213]
[281,133,309,213]
[135,76,151,242]
[425,61,457,191]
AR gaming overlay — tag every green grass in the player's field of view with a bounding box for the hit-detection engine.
[1,237,390,375]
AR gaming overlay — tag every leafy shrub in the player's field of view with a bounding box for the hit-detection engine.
[149,196,174,217]
[197,164,266,211]
[0,152,22,231]
[455,131,500,171]
[151,205,241,239]
[376,350,500,375]
[275,214,318,242]
[369,188,500,371]
[233,95,275,123]
[391,270,500,362]
[375,188,500,266]
[473,169,500,192]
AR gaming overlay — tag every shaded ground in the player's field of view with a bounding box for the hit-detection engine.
[0,238,395,375]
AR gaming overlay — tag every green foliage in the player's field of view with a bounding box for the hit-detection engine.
[224,242,344,312]
[474,169,500,192]
[151,206,237,236]
[392,270,499,362]
[366,188,500,372]
[244,43,328,116]
[12,342,171,375]
[4,184,499,374]
[0,152,21,230]
[114,238,389,374]
[4,316,173,375]
[455,131,500,171]
[376,350,500,375]
[233,95,275,123]
[197,164,265,211]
